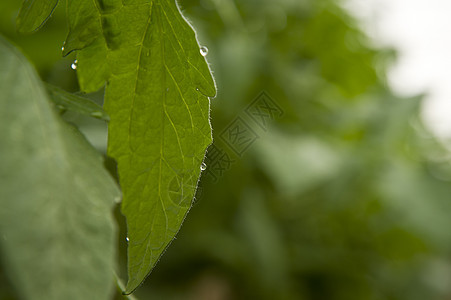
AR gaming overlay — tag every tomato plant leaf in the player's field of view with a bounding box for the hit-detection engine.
[62,0,104,56]
[16,0,59,33]
[45,83,110,121]
[65,0,216,293]
[0,36,119,300]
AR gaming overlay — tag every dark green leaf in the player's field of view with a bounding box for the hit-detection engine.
[16,0,59,33]
[46,83,110,121]
[65,0,216,292]
[0,36,119,300]
[62,0,104,56]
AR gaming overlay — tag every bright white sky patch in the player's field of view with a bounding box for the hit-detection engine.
[345,0,451,139]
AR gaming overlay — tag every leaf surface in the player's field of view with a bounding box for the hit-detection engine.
[0,36,119,300]
[65,0,216,292]
[46,83,110,121]
[16,0,58,33]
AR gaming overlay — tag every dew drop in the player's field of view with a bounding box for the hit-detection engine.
[126,237,129,242]
[200,162,207,171]
[61,46,65,52]
[71,59,78,70]
[200,46,208,56]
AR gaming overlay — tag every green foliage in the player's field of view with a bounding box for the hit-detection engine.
[64,0,216,292]
[16,0,58,33]
[46,83,110,120]
[0,1,215,293]
[0,35,119,300]
[1,0,215,297]
[122,1,451,299]
[2,0,451,299]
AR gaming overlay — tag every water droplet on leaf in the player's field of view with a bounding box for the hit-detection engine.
[71,60,78,70]
[200,46,208,56]
[126,237,129,242]
[200,163,207,171]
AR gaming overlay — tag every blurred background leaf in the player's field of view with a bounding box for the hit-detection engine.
[2,0,451,299]
[0,36,119,300]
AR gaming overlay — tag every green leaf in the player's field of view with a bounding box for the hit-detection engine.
[65,0,216,292]
[62,0,105,56]
[46,83,110,121]
[0,36,119,300]
[16,0,59,33]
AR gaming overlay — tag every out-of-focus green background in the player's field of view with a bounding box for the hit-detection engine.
[2,0,451,299]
